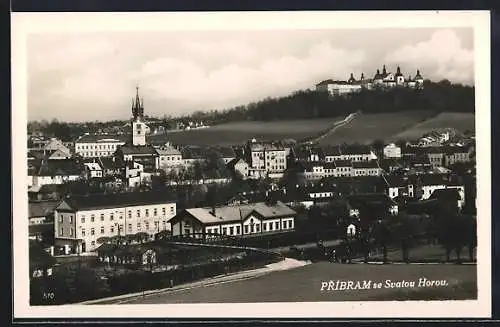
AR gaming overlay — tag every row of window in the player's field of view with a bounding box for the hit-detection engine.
[76,144,119,151]
[59,220,168,237]
[324,156,370,162]
[75,207,175,223]
[206,220,294,236]
[160,156,182,161]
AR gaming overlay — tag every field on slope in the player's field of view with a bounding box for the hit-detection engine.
[162,117,342,146]
[393,112,475,140]
[317,111,436,146]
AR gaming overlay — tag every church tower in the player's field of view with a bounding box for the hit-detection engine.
[131,86,147,146]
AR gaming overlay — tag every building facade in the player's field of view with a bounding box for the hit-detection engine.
[54,192,177,253]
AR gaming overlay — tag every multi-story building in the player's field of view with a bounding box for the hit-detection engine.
[156,145,183,172]
[383,143,402,159]
[53,192,177,253]
[316,65,424,96]
[247,140,287,178]
[84,162,103,179]
[323,145,376,162]
[74,134,128,158]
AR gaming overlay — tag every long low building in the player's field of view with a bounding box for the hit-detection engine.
[54,191,177,253]
[168,201,296,239]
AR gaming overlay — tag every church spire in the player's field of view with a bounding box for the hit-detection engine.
[132,85,144,121]
[382,64,387,75]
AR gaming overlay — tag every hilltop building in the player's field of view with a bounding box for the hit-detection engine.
[316,65,425,96]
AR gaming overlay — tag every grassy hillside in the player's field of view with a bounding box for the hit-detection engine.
[393,112,475,140]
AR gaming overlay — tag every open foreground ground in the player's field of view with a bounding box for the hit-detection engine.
[112,261,476,304]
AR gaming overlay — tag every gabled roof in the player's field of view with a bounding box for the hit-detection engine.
[334,160,352,167]
[181,146,207,160]
[43,138,70,153]
[118,144,158,155]
[227,158,249,169]
[156,145,182,156]
[177,201,296,225]
[29,200,60,218]
[99,157,123,170]
[37,159,83,176]
[58,191,177,211]
[352,160,379,169]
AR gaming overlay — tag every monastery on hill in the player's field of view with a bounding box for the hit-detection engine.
[316,65,424,96]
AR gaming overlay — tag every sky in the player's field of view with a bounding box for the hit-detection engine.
[27,28,474,122]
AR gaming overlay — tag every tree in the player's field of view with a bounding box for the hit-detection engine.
[134,232,150,244]
[372,220,391,263]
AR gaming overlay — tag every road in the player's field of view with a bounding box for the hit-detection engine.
[106,261,476,304]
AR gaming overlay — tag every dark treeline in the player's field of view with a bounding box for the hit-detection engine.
[200,79,474,123]
[28,79,474,141]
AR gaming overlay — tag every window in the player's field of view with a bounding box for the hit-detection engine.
[58,215,63,223]
[91,228,95,235]
[145,209,149,217]
[256,224,260,232]
[283,221,288,229]
[162,207,166,215]
[145,222,149,230]
[68,215,73,223]
[289,220,294,229]
[251,224,255,233]
[91,214,95,222]
[91,241,95,246]
[128,223,132,232]
[110,226,114,233]
[70,228,74,237]
[137,210,140,218]
[244,225,249,234]
[100,227,105,234]
[222,227,227,235]
[137,222,141,230]
[100,214,104,221]
[81,229,86,236]
[81,216,85,224]
[153,208,157,216]
[263,223,267,231]
[162,221,166,229]
[236,226,241,235]
[275,222,280,230]
[128,211,132,219]
[170,206,174,214]
[229,227,234,235]
[59,228,63,236]
[110,213,114,221]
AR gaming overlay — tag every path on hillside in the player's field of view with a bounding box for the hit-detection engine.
[301,111,361,145]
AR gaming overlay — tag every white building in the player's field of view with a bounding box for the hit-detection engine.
[156,146,183,172]
[168,201,296,238]
[74,134,127,158]
[383,143,402,159]
[247,140,287,178]
[54,192,177,253]
[84,162,103,179]
[32,159,84,186]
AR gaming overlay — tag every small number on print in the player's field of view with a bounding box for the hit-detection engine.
[43,292,55,300]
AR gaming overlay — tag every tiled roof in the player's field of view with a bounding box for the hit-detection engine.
[322,146,342,156]
[59,191,177,211]
[181,146,207,160]
[334,160,352,167]
[156,146,182,156]
[118,144,158,155]
[75,134,129,144]
[98,157,123,170]
[37,159,84,176]
[179,201,296,225]
[29,200,60,218]
[352,160,380,169]
[429,188,460,201]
